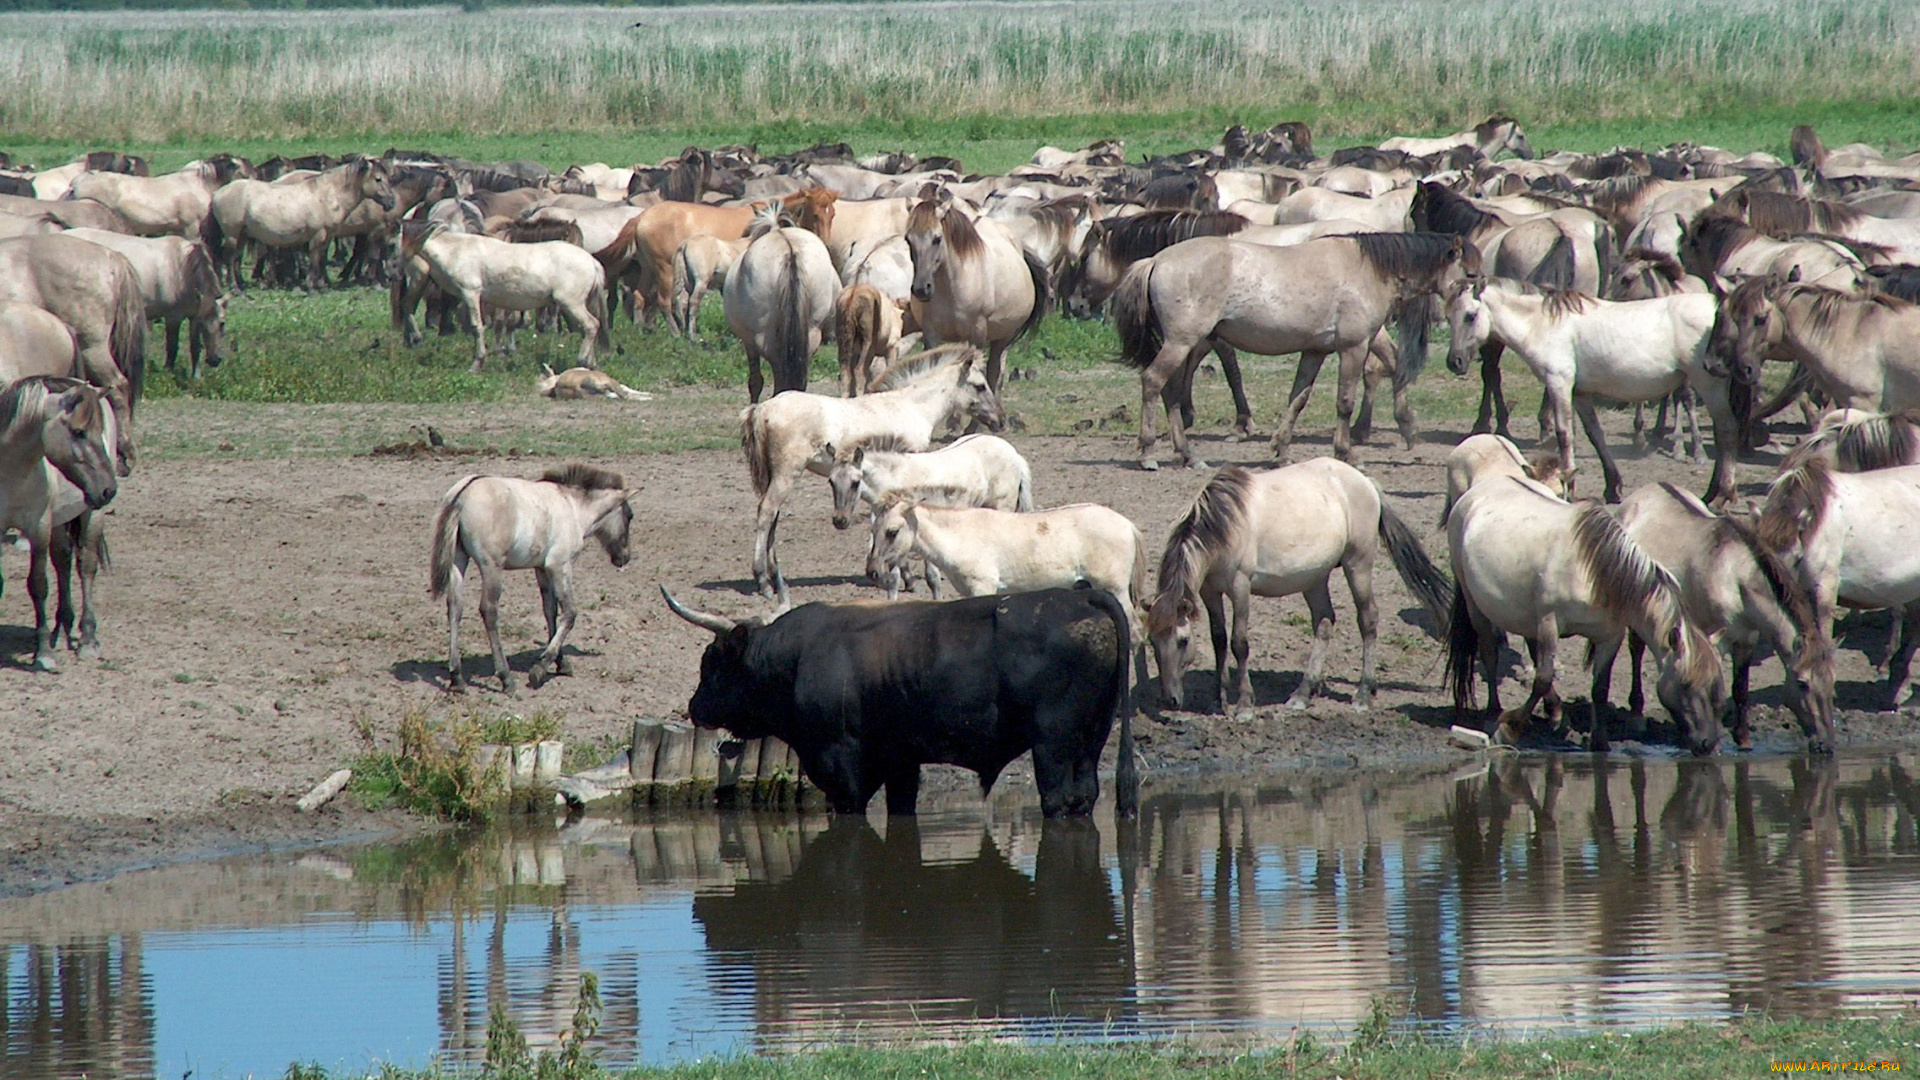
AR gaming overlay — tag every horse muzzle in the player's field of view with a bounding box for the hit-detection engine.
[910,283,934,302]
[1445,346,1472,377]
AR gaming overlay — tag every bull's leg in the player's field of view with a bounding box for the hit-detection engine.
[883,762,922,815]
[26,536,54,672]
[1344,557,1379,712]
[1331,343,1367,462]
[1214,341,1255,438]
[1588,632,1622,751]
[1573,393,1623,503]
[1288,578,1336,710]
[1275,352,1328,464]
[1032,742,1081,818]
[1203,587,1229,714]
[477,563,515,694]
[445,551,468,691]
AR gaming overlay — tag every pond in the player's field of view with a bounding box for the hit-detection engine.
[4,753,1920,1078]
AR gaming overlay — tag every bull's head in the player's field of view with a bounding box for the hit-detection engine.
[662,587,765,735]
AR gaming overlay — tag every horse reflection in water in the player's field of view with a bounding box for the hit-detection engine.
[693,818,1133,1035]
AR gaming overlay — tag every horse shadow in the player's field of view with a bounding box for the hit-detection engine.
[391,643,602,692]
[695,574,869,597]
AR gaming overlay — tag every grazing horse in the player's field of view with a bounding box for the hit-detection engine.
[0,377,118,671]
[1710,279,1920,416]
[1114,232,1475,469]
[0,235,146,476]
[1709,189,1920,264]
[1146,459,1452,715]
[396,222,610,373]
[1618,482,1833,752]
[1756,457,1920,716]
[723,205,839,402]
[1446,477,1726,752]
[738,345,1002,606]
[63,228,230,378]
[209,158,396,291]
[1444,278,1739,504]
[903,199,1048,395]
[825,433,1032,531]
[429,464,637,692]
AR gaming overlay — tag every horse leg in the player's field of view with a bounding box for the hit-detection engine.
[1274,352,1328,464]
[445,550,468,690]
[1698,377,1740,507]
[1331,344,1367,463]
[1214,341,1255,439]
[1392,364,1418,451]
[477,563,515,694]
[1168,345,1211,468]
[1288,578,1337,710]
[1729,638,1756,749]
[1573,393,1623,503]
[1136,341,1191,471]
[1887,602,1920,710]
[533,567,559,679]
[465,295,489,374]
[1203,586,1230,714]
[164,317,182,371]
[1473,343,1512,439]
[531,565,577,686]
[562,297,597,369]
[746,346,766,405]
[1344,556,1379,712]
[1626,632,1647,717]
[1469,602,1504,721]
[1632,401,1648,452]
[1548,382,1578,498]
[49,525,75,654]
[26,536,54,671]
[1229,577,1260,715]
[1588,632,1622,751]
[985,341,1008,400]
[306,233,329,292]
[70,515,101,659]
[1496,616,1558,745]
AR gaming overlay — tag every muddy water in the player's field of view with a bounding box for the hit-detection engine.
[5,754,1920,1078]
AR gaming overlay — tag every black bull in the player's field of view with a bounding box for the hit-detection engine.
[662,586,1139,819]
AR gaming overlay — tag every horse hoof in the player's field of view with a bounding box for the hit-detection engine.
[555,655,574,676]
[76,644,100,661]
[34,655,57,673]
[500,673,519,695]
[1230,706,1257,722]
[1139,458,1160,472]
[1285,695,1310,711]
[1352,695,1373,714]
[1184,458,1210,471]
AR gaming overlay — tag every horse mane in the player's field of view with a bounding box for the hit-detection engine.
[1329,147,1410,171]
[1722,190,1864,237]
[1476,116,1519,141]
[1028,196,1091,236]
[1828,410,1920,471]
[183,242,221,301]
[1790,125,1829,170]
[1868,264,1920,303]
[1585,174,1657,215]
[1686,213,1755,267]
[907,199,986,261]
[1759,455,1834,552]
[1147,466,1255,636]
[1672,482,1832,675]
[1619,246,1687,285]
[1785,282,1913,341]
[1414,181,1498,236]
[1089,209,1250,265]
[491,220,583,246]
[1350,231,1465,279]
[1570,501,1693,664]
[541,463,625,491]
[833,433,917,462]
[867,343,979,393]
[0,375,78,436]
[1794,231,1893,265]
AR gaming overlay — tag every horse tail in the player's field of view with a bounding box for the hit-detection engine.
[1376,490,1453,632]
[1593,220,1617,291]
[1007,246,1051,351]
[428,476,479,599]
[1112,259,1162,370]
[1443,579,1479,716]
[1530,229,1577,291]
[775,236,810,392]
[1014,451,1034,512]
[741,404,771,496]
[109,269,146,415]
[671,241,696,333]
[201,205,226,269]
[590,270,612,350]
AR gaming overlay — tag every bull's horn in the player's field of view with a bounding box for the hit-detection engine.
[660,586,737,634]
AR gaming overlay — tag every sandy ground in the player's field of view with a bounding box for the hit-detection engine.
[4,392,1916,895]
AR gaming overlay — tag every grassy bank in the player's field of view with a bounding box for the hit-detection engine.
[288,1017,1918,1080]
[3,1,1919,157]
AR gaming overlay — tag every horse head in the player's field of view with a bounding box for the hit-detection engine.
[354,159,398,212]
[825,443,867,531]
[17,379,118,511]
[1444,277,1492,376]
[865,493,919,582]
[1705,277,1778,385]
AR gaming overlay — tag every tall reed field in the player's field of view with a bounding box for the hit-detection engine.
[2,0,1918,155]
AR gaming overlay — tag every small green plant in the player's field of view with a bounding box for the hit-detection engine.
[482,973,602,1080]
[480,710,562,748]
[349,705,506,821]
[1349,992,1404,1056]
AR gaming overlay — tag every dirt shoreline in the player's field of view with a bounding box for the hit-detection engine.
[6,402,1918,896]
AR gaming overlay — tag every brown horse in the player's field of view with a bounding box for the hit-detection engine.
[615,188,837,326]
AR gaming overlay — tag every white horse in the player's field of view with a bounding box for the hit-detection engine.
[840,233,915,301]
[824,432,1032,530]
[66,158,249,239]
[396,222,610,373]
[1381,116,1536,160]
[1444,278,1738,504]
[63,228,230,378]
[739,345,1002,605]
[1145,459,1453,715]
[1446,476,1725,752]
[1439,432,1568,527]
[670,233,746,341]
[428,464,637,693]
[0,377,118,671]
[723,205,840,402]
[903,199,1047,394]
[867,496,1146,626]
[210,159,395,291]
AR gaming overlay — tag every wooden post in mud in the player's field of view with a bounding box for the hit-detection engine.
[631,720,664,782]
[627,720,811,809]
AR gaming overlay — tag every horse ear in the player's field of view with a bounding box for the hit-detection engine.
[1471,279,1487,299]
[1786,265,1803,284]
[1667,623,1684,655]
[852,446,865,466]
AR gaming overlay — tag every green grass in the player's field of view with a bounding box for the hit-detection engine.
[280,1016,1920,1080]
[3,1,1920,161]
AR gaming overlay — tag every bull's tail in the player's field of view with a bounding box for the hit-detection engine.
[1444,579,1479,716]
[1112,259,1161,370]
[741,405,771,496]
[1376,491,1453,633]
[428,477,479,599]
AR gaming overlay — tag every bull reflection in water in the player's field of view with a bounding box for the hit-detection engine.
[693,818,1134,1036]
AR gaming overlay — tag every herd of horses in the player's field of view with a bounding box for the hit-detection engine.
[14,118,1920,789]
